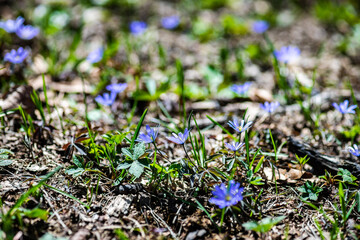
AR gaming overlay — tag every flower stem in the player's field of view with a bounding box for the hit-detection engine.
[183,144,199,171]
[152,142,169,162]
[220,207,226,230]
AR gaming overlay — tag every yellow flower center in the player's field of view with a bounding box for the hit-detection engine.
[225,195,231,201]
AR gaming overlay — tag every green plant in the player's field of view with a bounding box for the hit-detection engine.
[295,154,309,174]
[0,166,61,239]
[305,182,358,239]
[120,142,148,179]
[298,181,323,201]
[0,149,14,167]
[242,216,286,234]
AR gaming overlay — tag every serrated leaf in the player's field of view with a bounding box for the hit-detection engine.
[129,160,144,178]
[133,142,145,160]
[0,160,13,166]
[121,148,134,160]
[116,162,132,170]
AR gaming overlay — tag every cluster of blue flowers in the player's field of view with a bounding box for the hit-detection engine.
[0,16,39,40]
[137,125,190,145]
[129,15,180,36]
[1,16,39,64]
[95,83,128,106]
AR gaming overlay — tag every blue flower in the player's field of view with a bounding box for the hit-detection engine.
[260,101,280,113]
[252,20,269,34]
[0,16,24,33]
[4,47,29,64]
[225,142,245,152]
[228,118,253,133]
[231,82,252,95]
[332,100,357,114]
[161,16,180,30]
[86,47,103,64]
[95,92,116,106]
[137,125,159,144]
[130,21,147,36]
[274,46,301,64]
[209,180,244,209]
[348,144,360,157]
[106,83,128,94]
[167,128,190,145]
[16,25,39,40]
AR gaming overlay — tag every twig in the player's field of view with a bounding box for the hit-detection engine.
[146,205,178,239]
[41,188,72,235]
[123,216,146,239]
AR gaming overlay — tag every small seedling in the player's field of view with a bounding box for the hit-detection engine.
[298,181,323,201]
[242,216,286,234]
[295,154,309,174]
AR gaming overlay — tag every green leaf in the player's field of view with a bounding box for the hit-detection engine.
[129,160,144,178]
[133,142,145,160]
[116,162,132,170]
[8,165,62,217]
[130,109,148,150]
[65,168,84,177]
[121,148,133,160]
[254,156,264,173]
[242,216,286,233]
[0,149,14,155]
[0,160,13,166]
[73,155,83,168]
[21,207,49,220]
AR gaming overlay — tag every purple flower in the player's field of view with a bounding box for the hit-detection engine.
[225,142,245,152]
[16,25,40,40]
[161,16,180,30]
[95,92,116,106]
[252,20,269,34]
[228,118,253,133]
[332,100,357,114]
[209,180,244,209]
[4,47,29,64]
[274,46,301,64]
[130,21,147,36]
[348,144,360,157]
[106,83,128,94]
[231,82,252,95]
[260,101,280,113]
[167,128,190,145]
[0,16,24,33]
[137,125,158,144]
[86,47,103,64]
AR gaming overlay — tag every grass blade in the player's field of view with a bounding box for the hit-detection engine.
[130,109,148,149]
[8,165,62,216]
